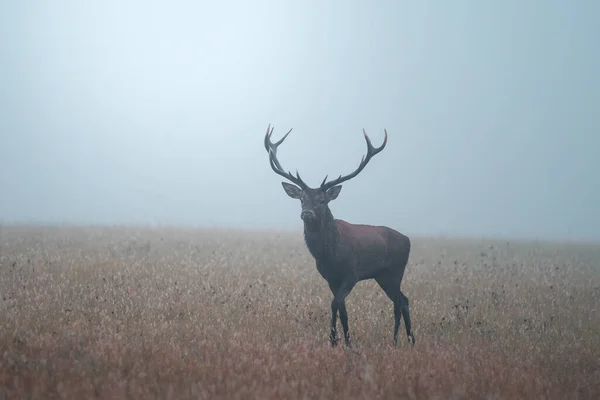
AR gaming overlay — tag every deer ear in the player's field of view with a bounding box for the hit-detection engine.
[326,185,342,201]
[281,182,303,199]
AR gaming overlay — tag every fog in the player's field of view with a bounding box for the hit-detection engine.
[1,1,598,241]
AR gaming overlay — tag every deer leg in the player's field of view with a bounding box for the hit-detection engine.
[375,275,403,346]
[329,299,339,346]
[338,300,351,346]
[328,281,340,346]
[399,291,415,345]
[329,280,356,347]
[393,298,401,346]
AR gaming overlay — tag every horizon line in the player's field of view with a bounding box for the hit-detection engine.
[1,220,598,246]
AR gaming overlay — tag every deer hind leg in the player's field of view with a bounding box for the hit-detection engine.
[376,269,415,346]
[399,291,415,345]
[375,276,403,345]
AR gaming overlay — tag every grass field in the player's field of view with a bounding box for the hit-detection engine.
[0,225,598,399]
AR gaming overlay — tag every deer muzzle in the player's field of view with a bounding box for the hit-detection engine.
[300,210,316,221]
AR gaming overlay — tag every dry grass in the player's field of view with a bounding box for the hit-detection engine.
[0,225,598,399]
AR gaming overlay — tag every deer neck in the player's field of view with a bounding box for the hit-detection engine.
[303,207,339,262]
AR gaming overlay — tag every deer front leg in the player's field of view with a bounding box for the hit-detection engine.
[329,300,339,346]
[338,300,351,346]
[329,279,356,347]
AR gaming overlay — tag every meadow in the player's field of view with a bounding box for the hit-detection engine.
[0,225,598,399]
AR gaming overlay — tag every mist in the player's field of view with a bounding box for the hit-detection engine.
[1,0,598,241]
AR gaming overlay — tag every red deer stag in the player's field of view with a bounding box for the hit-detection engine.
[264,124,415,347]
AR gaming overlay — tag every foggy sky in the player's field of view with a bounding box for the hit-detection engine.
[1,1,598,241]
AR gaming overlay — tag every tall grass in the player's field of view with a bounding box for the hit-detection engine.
[1,225,598,399]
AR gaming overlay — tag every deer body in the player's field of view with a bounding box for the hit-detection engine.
[265,125,415,347]
[307,219,410,281]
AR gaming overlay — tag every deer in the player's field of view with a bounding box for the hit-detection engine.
[264,124,415,347]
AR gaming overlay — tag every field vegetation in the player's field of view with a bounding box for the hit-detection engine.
[0,225,598,399]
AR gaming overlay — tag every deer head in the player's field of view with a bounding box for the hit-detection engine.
[264,124,388,225]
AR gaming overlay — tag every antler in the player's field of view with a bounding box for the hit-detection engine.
[320,128,388,191]
[264,124,309,189]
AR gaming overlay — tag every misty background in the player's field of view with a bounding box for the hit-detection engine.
[1,1,598,241]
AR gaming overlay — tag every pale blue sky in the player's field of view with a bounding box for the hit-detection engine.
[1,0,598,240]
